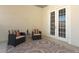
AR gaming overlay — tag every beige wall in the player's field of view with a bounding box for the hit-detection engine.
[0,5,42,42]
[71,6,79,47]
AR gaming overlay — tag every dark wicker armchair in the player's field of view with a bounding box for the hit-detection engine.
[8,31,26,47]
[32,29,42,40]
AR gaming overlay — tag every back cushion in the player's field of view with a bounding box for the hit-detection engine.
[16,32,20,37]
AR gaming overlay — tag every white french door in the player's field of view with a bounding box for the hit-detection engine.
[50,8,67,42]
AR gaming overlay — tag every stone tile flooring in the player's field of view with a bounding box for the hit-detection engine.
[0,37,79,53]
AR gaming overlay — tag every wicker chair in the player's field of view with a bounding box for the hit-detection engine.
[32,29,42,40]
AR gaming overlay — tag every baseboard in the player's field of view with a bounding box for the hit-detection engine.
[0,40,8,44]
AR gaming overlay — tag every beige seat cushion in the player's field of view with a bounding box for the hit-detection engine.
[34,34,41,36]
[16,36,25,39]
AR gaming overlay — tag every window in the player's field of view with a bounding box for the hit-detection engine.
[50,11,55,35]
[59,8,66,38]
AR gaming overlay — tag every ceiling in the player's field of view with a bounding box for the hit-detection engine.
[35,5,47,8]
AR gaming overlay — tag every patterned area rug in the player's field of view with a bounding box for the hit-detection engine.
[7,37,79,53]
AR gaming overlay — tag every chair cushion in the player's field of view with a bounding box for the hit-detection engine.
[16,36,25,39]
[16,32,20,37]
[34,34,41,36]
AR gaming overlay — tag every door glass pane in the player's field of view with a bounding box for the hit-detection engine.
[59,8,66,38]
[50,11,55,35]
